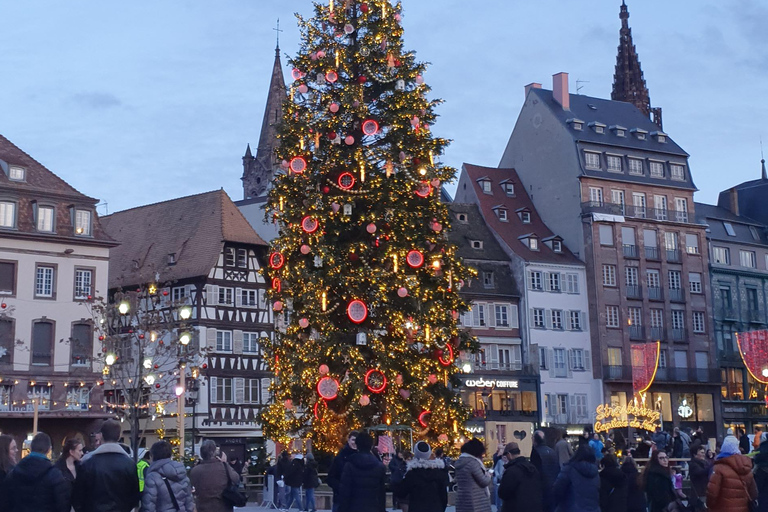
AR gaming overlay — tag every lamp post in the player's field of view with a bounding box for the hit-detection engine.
[187,377,200,457]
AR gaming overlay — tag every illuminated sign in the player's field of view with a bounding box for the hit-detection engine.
[594,403,661,433]
[467,425,485,434]
[678,399,693,419]
[464,378,519,389]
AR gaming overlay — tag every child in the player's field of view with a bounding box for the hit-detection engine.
[673,468,686,500]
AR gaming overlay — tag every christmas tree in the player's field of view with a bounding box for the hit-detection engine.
[262,0,475,452]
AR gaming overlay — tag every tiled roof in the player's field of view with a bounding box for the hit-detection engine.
[461,163,583,266]
[102,190,267,288]
[448,203,510,262]
[695,202,768,246]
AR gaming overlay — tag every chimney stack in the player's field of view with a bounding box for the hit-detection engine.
[524,82,542,99]
[729,188,740,216]
[552,72,570,110]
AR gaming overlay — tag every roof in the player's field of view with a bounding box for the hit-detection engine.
[448,203,511,262]
[718,175,768,227]
[695,202,768,246]
[461,163,583,266]
[102,190,267,288]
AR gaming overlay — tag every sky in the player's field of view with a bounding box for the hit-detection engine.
[1,1,767,215]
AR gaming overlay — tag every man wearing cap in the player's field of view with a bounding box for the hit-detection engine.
[498,442,543,512]
[395,441,449,512]
[284,453,305,510]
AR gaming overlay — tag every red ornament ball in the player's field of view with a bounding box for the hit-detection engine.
[154,364,159,369]
[1,303,7,309]
[300,245,311,255]
[357,76,367,84]
[138,334,145,340]
[319,364,330,375]
[327,131,337,140]
[397,287,408,298]
[299,318,309,328]
[202,363,208,369]
[349,252,359,262]
[162,290,169,296]
[317,50,326,58]
[322,185,331,194]
[360,3,369,13]
[274,301,284,311]
[298,84,309,94]
[98,335,105,341]
[284,399,293,409]
[330,103,340,113]
[345,135,355,145]
[359,395,370,406]
[366,223,377,234]
[428,374,438,384]
[155,383,161,389]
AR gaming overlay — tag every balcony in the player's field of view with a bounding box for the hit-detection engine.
[671,368,689,381]
[666,249,682,263]
[669,289,685,303]
[581,202,694,224]
[626,285,643,300]
[603,365,630,380]
[629,325,645,340]
[656,367,719,383]
[748,309,765,324]
[648,287,664,301]
[719,307,738,321]
[650,326,665,341]
[671,328,687,342]
[645,247,661,260]
[623,244,639,258]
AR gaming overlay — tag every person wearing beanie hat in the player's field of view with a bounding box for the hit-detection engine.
[707,434,757,512]
[338,432,386,512]
[394,441,449,512]
[455,439,492,512]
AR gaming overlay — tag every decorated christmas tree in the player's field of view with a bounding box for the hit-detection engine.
[262,0,475,452]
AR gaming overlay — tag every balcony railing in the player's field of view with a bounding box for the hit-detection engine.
[645,247,661,260]
[719,307,737,320]
[626,285,643,300]
[629,325,645,340]
[749,309,765,324]
[582,202,694,224]
[650,326,665,340]
[669,289,685,303]
[605,364,718,383]
[667,249,682,263]
[671,328,687,342]
[604,365,630,380]
[648,287,663,301]
[623,244,639,258]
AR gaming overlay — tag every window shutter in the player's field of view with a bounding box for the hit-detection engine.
[206,328,217,349]
[529,308,536,327]
[545,310,553,329]
[260,378,272,405]
[210,377,218,404]
[548,349,556,378]
[543,273,551,291]
[581,312,587,332]
[462,311,472,327]
[527,272,533,290]
[490,345,499,369]
[488,304,497,328]
[569,395,577,422]
[233,330,244,354]
[567,353,574,378]
[564,312,572,331]
[585,350,592,370]
[472,306,480,327]
[234,377,245,405]
[510,305,519,328]
[548,394,557,417]
[567,350,574,370]
[235,288,243,307]
[206,285,219,305]
[185,285,194,304]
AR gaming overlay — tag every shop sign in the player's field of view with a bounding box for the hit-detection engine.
[724,406,748,414]
[467,425,485,435]
[678,399,693,419]
[464,378,519,389]
[594,403,661,433]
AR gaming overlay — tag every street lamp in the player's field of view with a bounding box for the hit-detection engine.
[179,306,192,320]
[118,301,130,315]
[179,332,191,345]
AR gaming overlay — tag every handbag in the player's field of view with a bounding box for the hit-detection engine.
[740,477,758,512]
[221,461,248,507]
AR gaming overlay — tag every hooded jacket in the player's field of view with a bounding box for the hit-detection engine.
[688,456,711,507]
[284,458,305,488]
[327,444,356,497]
[140,458,195,512]
[707,453,758,512]
[531,443,561,512]
[552,460,601,512]
[644,466,676,512]
[396,458,449,512]
[0,453,70,512]
[338,451,386,512]
[498,456,542,512]
[454,453,492,512]
[599,464,627,512]
[189,459,241,512]
[621,461,646,512]
[73,443,140,512]
[303,457,320,489]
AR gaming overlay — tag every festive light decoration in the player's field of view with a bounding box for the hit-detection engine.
[406,250,425,268]
[338,172,356,190]
[302,216,320,234]
[347,300,369,324]
[631,341,660,394]
[737,330,768,384]
[269,252,285,270]
[317,377,340,400]
[365,369,387,394]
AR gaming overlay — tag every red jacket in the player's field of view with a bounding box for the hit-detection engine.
[707,454,758,512]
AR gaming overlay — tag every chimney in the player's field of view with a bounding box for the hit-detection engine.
[552,72,570,110]
[524,82,542,99]
[729,188,740,216]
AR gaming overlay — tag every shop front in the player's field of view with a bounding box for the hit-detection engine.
[721,365,768,435]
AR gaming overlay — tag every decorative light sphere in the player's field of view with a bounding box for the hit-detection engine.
[359,395,370,406]
[432,222,443,233]
[397,287,408,298]
[273,301,284,311]
[301,245,311,255]
[179,306,192,320]
[330,103,340,113]
[118,301,130,315]
[462,362,472,373]
[428,374,438,384]
[105,354,116,366]
[179,333,191,345]
[451,310,460,320]
[319,364,329,375]
[345,135,355,145]
[299,318,309,329]
[176,384,185,396]
[298,84,309,94]
[416,75,424,84]
[762,368,768,378]
[410,116,420,127]
[326,71,338,83]
[367,223,377,234]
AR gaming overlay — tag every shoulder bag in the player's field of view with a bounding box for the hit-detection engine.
[221,461,248,507]
[162,477,180,511]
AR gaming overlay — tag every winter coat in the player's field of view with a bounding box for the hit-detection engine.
[388,455,407,485]
[552,460,601,512]
[454,453,492,512]
[599,465,627,512]
[140,458,195,512]
[531,443,560,512]
[753,465,768,512]
[498,457,542,512]
[644,467,676,512]
[303,458,320,489]
[338,452,386,512]
[741,435,752,454]
[652,431,672,452]
[327,445,356,498]
[672,432,691,459]
[73,443,140,512]
[707,453,758,512]
[0,453,70,512]
[396,458,449,512]
[621,462,646,512]
[589,439,604,461]
[275,455,291,482]
[189,458,241,512]
[688,457,711,508]
[284,458,305,488]
[54,458,78,483]
[555,439,573,468]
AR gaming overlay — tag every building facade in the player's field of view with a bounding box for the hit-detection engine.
[0,134,115,448]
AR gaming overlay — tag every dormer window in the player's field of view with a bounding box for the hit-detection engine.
[471,240,483,250]
[628,158,644,175]
[649,161,665,178]
[74,210,91,236]
[631,128,648,140]
[616,130,625,137]
[567,118,585,131]
[500,181,515,196]
[517,208,532,224]
[589,122,607,134]
[36,206,54,233]
[610,125,627,138]
[529,238,539,250]
[553,240,562,253]
[167,253,177,266]
[584,151,601,170]
[606,155,622,172]
[483,271,494,288]
[9,166,25,181]
[478,178,492,194]
[496,208,508,221]
[651,131,668,143]
[670,164,685,181]
[456,213,468,223]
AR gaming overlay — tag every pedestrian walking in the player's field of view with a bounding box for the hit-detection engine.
[599,454,627,512]
[739,429,751,454]
[189,440,242,512]
[338,432,386,512]
[643,450,678,512]
[620,456,646,512]
[54,438,83,483]
[588,433,604,463]
[672,427,691,459]
[0,432,70,512]
[395,441,449,512]
[688,444,710,511]
[137,450,151,492]
[555,432,573,468]
[454,438,492,512]
[497,441,542,512]
[0,434,19,501]
[303,453,320,512]
[707,435,757,512]
[327,431,358,512]
[140,441,194,512]
[753,442,768,512]
[531,430,560,512]
[651,427,672,453]
[388,449,407,510]
[276,450,293,510]
[552,444,600,512]
[284,454,305,510]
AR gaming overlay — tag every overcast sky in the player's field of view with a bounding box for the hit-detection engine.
[1,1,766,215]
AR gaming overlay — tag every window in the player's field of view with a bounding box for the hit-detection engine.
[75,210,91,236]
[553,348,567,377]
[671,164,686,181]
[0,384,13,408]
[664,232,678,251]
[595,126,605,134]
[748,288,759,311]
[243,332,260,353]
[569,311,582,330]
[602,265,617,287]
[28,384,51,410]
[668,270,681,290]
[471,240,483,249]
[633,193,647,217]
[608,347,622,366]
[472,304,486,327]
[628,307,642,326]
[549,273,561,292]
[685,234,699,255]
[599,224,614,246]
[37,206,54,232]
[503,182,515,196]
[650,309,664,328]
[529,238,539,251]
[483,272,494,288]
[750,226,761,241]
[606,155,622,172]
[616,129,625,137]
[647,269,660,288]
[224,248,236,266]
[71,323,91,366]
[244,378,260,404]
[215,378,233,403]
[692,312,705,333]
[528,271,542,290]
[650,161,664,178]
[236,249,247,268]
[553,240,563,253]
[0,201,16,228]
[675,198,689,222]
[521,211,531,223]
[0,319,13,364]
[628,158,643,175]
[551,310,563,329]
[740,250,757,268]
[533,308,545,328]
[241,289,257,307]
[606,305,620,328]
[35,266,55,298]
[612,190,625,213]
[481,180,492,193]
[658,350,667,368]
[497,208,508,221]
[172,286,190,303]
[216,331,233,352]
[625,267,638,286]
[0,261,15,295]
[565,273,579,294]
[723,222,736,236]
[494,305,509,327]
[218,287,234,305]
[457,213,468,223]
[570,349,585,370]
[654,195,668,220]
[74,269,92,299]
[9,166,25,181]
[671,310,685,330]
[585,152,601,169]
[589,187,604,205]
[539,347,548,370]
[689,273,702,293]
[712,247,730,264]
[32,321,54,365]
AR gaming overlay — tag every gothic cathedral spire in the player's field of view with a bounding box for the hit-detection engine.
[611,1,662,128]
[242,45,287,200]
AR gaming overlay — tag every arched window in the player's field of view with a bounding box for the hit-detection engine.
[71,322,92,366]
[32,320,54,366]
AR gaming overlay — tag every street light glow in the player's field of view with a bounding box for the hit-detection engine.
[179,306,192,320]
[118,301,130,315]
[179,333,191,345]
[175,385,184,396]
[105,353,116,365]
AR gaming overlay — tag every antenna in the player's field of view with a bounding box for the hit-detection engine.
[576,79,590,95]
[273,19,284,48]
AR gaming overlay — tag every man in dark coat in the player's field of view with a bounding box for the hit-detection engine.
[530,430,560,512]
[338,432,385,512]
[328,431,358,512]
[0,432,70,512]
[498,441,542,512]
[388,449,407,510]
[284,454,305,510]
[688,445,710,511]
[73,419,140,512]
[599,454,627,512]
[396,441,449,512]
[275,450,292,509]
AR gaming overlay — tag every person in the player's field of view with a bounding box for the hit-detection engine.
[136,450,151,492]
[643,450,677,512]
[634,434,652,459]
[651,427,671,453]
[493,452,505,510]
[284,453,305,510]
[434,447,453,471]
[672,427,691,459]
[275,450,292,509]
[140,441,194,512]
[530,430,560,512]
[498,441,542,512]
[552,444,600,512]
[579,428,591,448]
[389,449,407,510]
[692,427,707,447]
[303,453,320,512]
[688,444,710,511]
[588,433,604,463]
[55,438,83,483]
[554,433,573,468]
[0,434,19,486]
[189,440,242,512]
[755,427,766,452]
[753,442,768,512]
[230,457,244,479]
[327,431,358,512]
[707,435,758,512]
[739,428,751,454]
[395,441,449,512]
[337,432,386,512]
[73,420,139,512]
[454,438,492,512]
[0,432,70,512]
[621,456,646,512]
[599,454,627,512]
